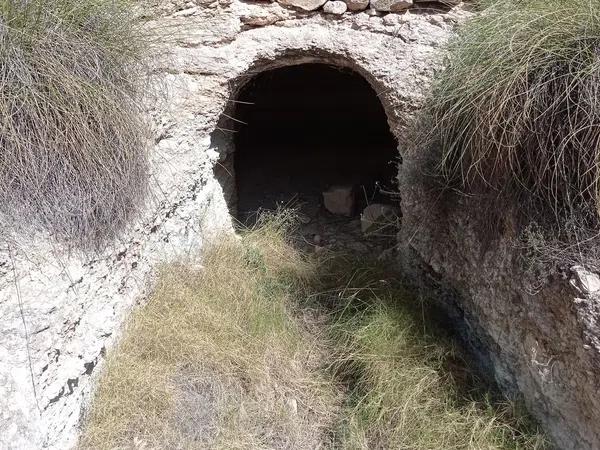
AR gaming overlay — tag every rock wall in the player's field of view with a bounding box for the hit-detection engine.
[0,1,468,448]
[399,162,600,449]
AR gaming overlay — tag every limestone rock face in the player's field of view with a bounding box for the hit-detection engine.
[399,162,600,450]
[277,0,327,11]
[0,4,471,448]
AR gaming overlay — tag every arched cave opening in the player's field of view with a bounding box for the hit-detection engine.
[232,63,398,226]
[210,63,401,252]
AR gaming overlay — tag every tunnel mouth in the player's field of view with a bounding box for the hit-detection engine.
[234,63,398,214]
[213,62,401,252]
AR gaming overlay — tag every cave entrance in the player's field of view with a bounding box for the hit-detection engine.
[229,63,399,251]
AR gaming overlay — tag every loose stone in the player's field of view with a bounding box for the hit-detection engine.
[361,203,400,234]
[323,185,356,216]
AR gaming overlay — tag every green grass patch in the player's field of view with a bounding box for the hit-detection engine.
[325,262,547,449]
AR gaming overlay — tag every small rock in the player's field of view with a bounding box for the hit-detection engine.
[344,0,369,11]
[323,0,348,14]
[323,185,356,217]
[286,397,298,415]
[277,0,327,11]
[361,203,400,234]
[313,234,322,245]
[370,0,412,12]
[570,266,600,295]
[382,13,400,25]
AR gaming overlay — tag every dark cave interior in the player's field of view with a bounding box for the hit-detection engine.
[233,63,398,222]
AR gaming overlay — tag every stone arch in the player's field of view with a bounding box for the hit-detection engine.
[211,51,402,220]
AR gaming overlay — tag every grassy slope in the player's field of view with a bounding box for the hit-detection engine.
[80,215,548,449]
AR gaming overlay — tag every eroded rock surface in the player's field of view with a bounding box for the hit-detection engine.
[399,171,600,449]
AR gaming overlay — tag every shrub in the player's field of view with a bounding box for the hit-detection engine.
[0,0,150,249]
[431,0,600,221]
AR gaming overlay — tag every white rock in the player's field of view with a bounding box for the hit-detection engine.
[370,0,412,12]
[323,185,356,216]
[571,266,600,295]
[286,397,298,415]
[382,13,400,25]
[323,0,348,14]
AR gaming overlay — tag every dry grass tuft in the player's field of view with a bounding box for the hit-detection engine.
[81,213,548,449]
[0,0,151,249]
[431,0,600,221]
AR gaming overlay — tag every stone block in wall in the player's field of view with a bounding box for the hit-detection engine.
[370,0,412,12]
[344,0,369,11]
[277,0,327,11]
[323,0,348,14]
